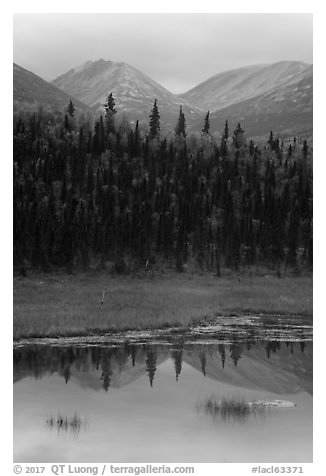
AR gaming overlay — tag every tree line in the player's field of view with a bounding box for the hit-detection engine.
[13,96,313,275]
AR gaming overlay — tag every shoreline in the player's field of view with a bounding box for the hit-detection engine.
[13,271,313,341]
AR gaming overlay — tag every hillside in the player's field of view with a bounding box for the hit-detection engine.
[180,61,312,112]
[190,72,313,136]
[52,59,202,132]
[13,63,91,114]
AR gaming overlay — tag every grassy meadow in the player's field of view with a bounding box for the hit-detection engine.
[13,270,313,340]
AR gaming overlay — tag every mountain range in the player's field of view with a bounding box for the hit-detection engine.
[13,59,313,137]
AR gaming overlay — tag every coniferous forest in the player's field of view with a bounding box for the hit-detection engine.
[13,96,313,276]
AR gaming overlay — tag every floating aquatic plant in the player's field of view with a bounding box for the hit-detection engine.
[196,395,295,423]
[46,412,87,436]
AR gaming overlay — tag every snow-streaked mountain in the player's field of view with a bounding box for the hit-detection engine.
[52,59,202,132]
[13,63,90,114]
[180,61,312,112]
[190,71,313,137]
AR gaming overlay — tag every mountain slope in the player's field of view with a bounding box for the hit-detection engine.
[52,59,202,132]
[13,63,90,114]
[190,71,313,136]
[180,61,312,112]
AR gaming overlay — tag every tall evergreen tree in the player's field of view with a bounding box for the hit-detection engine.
[223,120,229,140]
[104,93,117,115]
[67,100,75,118]
[202,111,210,134]
[149,99,160,138]
[233,122,245,148]
[175,106,186,137]
[104,93,117,135]
[302,140,309,159]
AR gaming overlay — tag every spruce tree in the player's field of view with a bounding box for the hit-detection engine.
[67,100,75,118]
[303,140,309,159]
[104,93,117,115]
[223,120,229,140]
[233,122,245,148]
[149,99,160,138]
[202,111,210,134]
[104,93,117,135]
[175,106,186,137]
[268,130,274,149]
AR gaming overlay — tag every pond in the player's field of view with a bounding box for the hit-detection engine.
[13,316,313,463]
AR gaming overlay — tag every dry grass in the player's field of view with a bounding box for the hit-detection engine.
[13,271,312,340]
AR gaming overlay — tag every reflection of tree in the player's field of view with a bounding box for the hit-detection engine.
[265,341,281,359]
[76,348,90,372]
[59,348,76,383]
[115,346,129,372]
[246,336,255,351]
[286,342,295,355]
[90,347,102,370]
[199,352,206,376]
[146,347,157,387]
[62,366,71,384]
[171,350,183,381]
[218,344,226,368]
[129,345,138,367]
[229,343,242,366]
[66,347,76,365]
[100,350,112,392]
[300,342,306,353]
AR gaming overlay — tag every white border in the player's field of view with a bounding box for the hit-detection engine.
[5,4,322,475]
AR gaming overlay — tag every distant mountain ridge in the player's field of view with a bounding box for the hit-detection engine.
[13,63,90,114]
[189,71,313,136]
[180,61,312,112]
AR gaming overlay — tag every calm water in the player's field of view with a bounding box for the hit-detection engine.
[14,339,312,462]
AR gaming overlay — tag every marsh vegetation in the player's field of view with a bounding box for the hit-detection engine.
[197,396,263,422]
[46,412,86,436]
[13,272,312,340]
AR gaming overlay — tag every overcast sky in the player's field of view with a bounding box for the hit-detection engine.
[13,13,313,94]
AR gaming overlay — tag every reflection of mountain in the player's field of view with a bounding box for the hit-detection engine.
[70,347,169,391]
[13,344,171,391]
[13,341,312,395]
[183,343,312,395]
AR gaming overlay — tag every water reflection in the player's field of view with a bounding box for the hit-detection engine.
[14,339,313,462]
[14,340,312,394]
